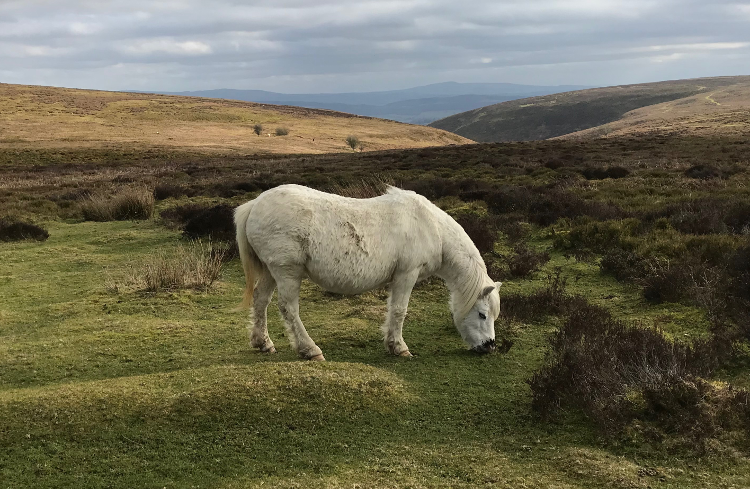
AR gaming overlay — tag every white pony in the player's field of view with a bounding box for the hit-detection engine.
[234,184,502,361]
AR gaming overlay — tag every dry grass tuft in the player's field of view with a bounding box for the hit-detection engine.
[80,187,154,221]
[109,241,225,293]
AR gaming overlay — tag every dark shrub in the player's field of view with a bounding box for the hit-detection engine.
[163,204,236,242]
[485,186,535,214]
[581,166,630,180]
[503,243,550,278]
[527,189,623,226]
[724,202,750,234]
[0,217,49,242]
[544,158,566,170]
[500,270,577,322]
[553,219,639,255]
[455,180,494,202]
[599,248,646,281]
[154,184,193,200]
[275,127,289,136]
[606,166,630,179]
[402,177,460,200]
[455,213,500,255]
[685,164,720,179]
[529,298,711,431]
[640,262,687,304]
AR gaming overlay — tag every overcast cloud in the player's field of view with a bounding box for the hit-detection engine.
[1,0,749,93]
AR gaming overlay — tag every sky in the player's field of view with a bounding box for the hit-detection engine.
[1,0,750,94]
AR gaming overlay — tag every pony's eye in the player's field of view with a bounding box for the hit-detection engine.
[478,312,487,320]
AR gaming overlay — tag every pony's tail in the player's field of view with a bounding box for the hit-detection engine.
[234,200,264,310]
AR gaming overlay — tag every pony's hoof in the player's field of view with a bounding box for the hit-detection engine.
[399,350,412,357]
[309,354,326,361]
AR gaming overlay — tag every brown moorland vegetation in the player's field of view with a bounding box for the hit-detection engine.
[0,83,470,155]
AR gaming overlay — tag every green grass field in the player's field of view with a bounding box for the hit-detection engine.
[1,219,748,488]
[2,136,750,487]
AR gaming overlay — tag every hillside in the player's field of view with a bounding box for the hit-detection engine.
[560,79,750,139]
[429,76,750,142]
[0,84,470,155]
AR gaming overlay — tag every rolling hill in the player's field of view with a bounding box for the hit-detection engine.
[0,83,471,156]
[429,76,750,142]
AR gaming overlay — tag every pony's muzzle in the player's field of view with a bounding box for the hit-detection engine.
[472,339,496,354]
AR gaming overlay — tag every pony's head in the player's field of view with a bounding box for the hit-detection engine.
[455,281,502,353]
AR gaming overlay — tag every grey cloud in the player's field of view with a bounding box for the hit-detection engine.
[0,0,748,91]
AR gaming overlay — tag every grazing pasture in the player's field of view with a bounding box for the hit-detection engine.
[1,136,750,487]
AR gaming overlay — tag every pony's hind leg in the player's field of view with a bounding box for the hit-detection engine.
[249,268,277,353]
[274,274,325,361]
[381,270,419,357]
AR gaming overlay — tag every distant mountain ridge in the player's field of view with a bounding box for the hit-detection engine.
[429,76,750,142]
[142,82,589,124]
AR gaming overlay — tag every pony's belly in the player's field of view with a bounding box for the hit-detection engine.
[305,259,392,295]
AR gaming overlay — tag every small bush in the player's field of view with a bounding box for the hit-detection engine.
[0,217,49,242]
[253,124,263,136]
[581,166,630,180]
[154,184,194,201]
[504,243,550,278]
[80,188,154,221]
[684,164,720,179]
[275,127,289,136]
[345,135,360,150]
[599,248,647,281]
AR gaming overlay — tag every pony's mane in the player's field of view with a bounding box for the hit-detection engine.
[450,256,489,324]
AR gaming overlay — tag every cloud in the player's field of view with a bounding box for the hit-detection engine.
[0,0,748,92]
[120,39,212,56]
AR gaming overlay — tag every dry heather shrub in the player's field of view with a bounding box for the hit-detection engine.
[81,187,154,221]
[113,241,225,293]
[526,279,750,452]
[503,243,551,278]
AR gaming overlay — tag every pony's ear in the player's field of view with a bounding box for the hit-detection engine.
[495,281,503,289]
[479,285,495,299]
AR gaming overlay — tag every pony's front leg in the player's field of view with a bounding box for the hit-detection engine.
[275,275,325,361]
[382,270,419,357]
[249,269,277,353]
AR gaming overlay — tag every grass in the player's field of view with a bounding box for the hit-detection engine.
[1,219,749,488]
[1,135,750,487]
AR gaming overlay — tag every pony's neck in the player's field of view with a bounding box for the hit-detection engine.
[435,220,490,324]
